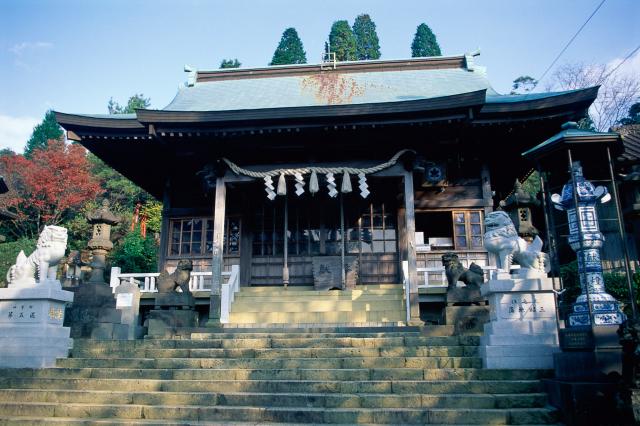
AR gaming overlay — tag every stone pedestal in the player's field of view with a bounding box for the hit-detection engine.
[444,287,489,335]
[0,280,74,368]
[147,309,199,337]
[445,305,489,335]
[479,272,560,369]
[115,282,145,339]
[147,292,198,337]
[64,283,128,339]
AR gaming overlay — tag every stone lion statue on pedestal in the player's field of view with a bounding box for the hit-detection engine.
[156,259,193,295]
[483,211,549,274]
[6,225,68,287]
[441,252,484,291]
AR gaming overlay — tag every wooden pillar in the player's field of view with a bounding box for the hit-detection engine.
[480,163,496,266]
[208,177,226,324]
[480,163,493,216]
[403,170,421,324]
[158,177,171,272]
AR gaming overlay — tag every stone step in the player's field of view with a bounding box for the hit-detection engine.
[70,346,481,361]
[0,366,550,382]
[0,389,549,409]
[57,356,483,370]
[72,335,479,350]
[0,419,565,426]
[0,402,559,424]
[141,324,430,337]
[0,378,543,394]
[228,310,406,324]
[233,293,405,302]
[240,284,402,293]
[206,325,454,336]
[230,300,404,313]
[188,331,424,339]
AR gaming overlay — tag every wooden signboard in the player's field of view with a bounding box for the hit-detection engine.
[311,256,358,290]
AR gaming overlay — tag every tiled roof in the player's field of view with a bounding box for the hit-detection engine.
[164,66,498,112]
[616,125,640,162]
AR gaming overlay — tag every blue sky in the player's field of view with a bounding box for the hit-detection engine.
[1,0,639,152]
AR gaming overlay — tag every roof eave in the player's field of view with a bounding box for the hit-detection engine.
[522,132,622,160]
[136,90,487,125]
[481,86,599,114]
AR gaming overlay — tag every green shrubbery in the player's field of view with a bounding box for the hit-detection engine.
[109,228,157,274]
[0,239,36,287]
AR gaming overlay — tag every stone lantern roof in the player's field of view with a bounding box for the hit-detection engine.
[500,179,540,210]
[87,199,120,225]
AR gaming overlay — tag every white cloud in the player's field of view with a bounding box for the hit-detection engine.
[0,114,39,154]
[606,50,640,79]
[9,41,53,55]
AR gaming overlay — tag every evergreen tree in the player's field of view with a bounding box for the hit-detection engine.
[510,76,538,94]
[107,94,151,114]
[618,102,640,125]
[352,14,381,60]
[329,20,357,62]
[270,28,307,65]
[220,59,241,69]
[411,23,442,57]
[24,110,63,159]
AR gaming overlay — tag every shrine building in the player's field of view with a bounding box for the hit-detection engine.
[56,52,599,326]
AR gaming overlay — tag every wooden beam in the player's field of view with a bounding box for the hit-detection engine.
[158,177,171,271]
[208,177,226,324]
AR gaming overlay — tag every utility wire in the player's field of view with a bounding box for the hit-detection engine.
[529,0,607,93]
[600,44,640,83]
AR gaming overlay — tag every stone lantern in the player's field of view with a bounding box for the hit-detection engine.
[551,162,625,327]
[86,199,120,284]
[500,179,540,242]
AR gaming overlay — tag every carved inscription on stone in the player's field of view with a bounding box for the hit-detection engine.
[497,293,555,320]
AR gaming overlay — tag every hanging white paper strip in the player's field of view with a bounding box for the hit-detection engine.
[294,172,305,196]
[326,172,338,198]
[358,173,369,198]
[309,171,319,194]
[277,173,287,196]
[264,176,276,200]
[341,170,352,193]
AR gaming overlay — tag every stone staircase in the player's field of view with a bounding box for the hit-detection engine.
[229,284,406,325]
[0,326,561,425]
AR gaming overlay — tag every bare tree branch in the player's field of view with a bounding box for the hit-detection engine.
[548,62,640,131]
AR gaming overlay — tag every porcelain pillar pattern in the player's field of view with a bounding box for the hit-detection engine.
[551,162,625,327]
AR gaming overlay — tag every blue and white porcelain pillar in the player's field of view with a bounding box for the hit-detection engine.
[551,161,625,327]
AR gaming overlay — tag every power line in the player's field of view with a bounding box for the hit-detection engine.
[600,44,640,83]
[531,0,607,91]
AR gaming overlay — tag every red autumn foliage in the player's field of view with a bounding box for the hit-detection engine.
[0,140,100,232]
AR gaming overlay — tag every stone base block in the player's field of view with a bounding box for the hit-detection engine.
[154,293,195,310]
[483,354,555,369]
[66,306,124,338]
[483,320,557,336]
[90,322,130,340]
[480,343,560,358]
[445,305,489,335]
[0,332,72,368]
[480,344,559,369]
[480,333,558,346]
[446,287,483,304]
[147,309,198,337]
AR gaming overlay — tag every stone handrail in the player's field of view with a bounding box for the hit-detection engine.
[109,268,232,293]
[220,265,240,323]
